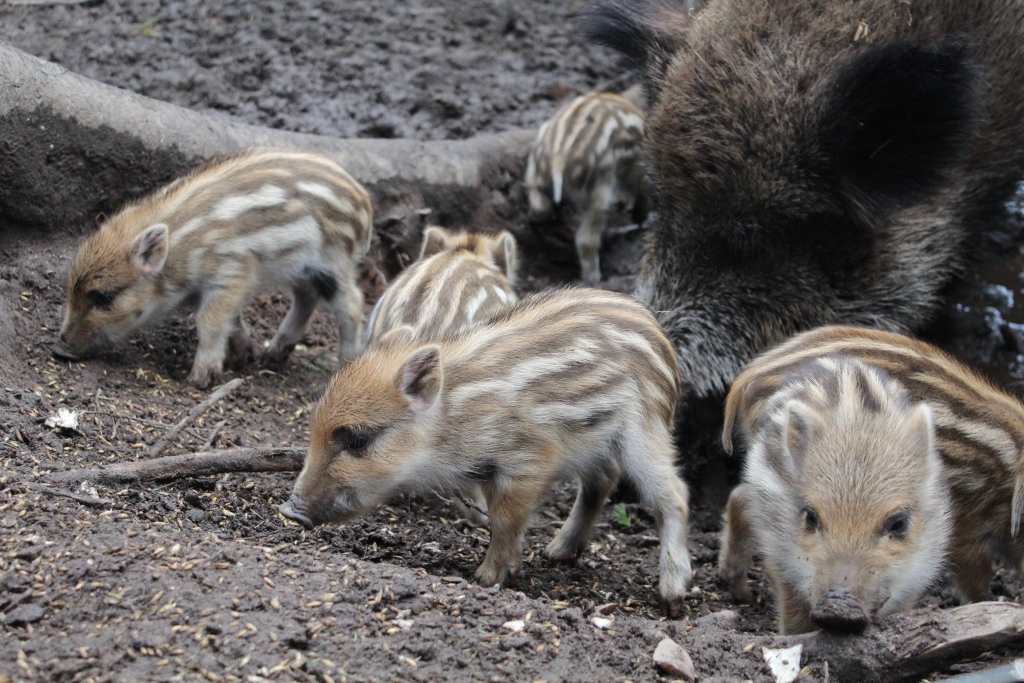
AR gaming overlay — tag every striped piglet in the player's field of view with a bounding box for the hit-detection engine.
[57,149,373,387]
[365,226,518,525]
[526,91,648,284]
[280,288,693,612]
[719,326,1024,633]
[365,226,517,344]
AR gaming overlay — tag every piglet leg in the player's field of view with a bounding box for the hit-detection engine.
[575,183,612,285]
[331,269,364,364]
[718,483,757,604]
[189,283,250,387]
[545,459,620,562]
[225,314,253,369]
[619,426,692,615]
[263,282,320,367]
[475,479,543,587]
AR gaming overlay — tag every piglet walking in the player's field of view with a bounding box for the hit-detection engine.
[281,287,692,612]
[57,149,373,387]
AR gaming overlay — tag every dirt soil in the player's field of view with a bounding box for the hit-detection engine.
[3,1,1024,682]
[0,0,632,141]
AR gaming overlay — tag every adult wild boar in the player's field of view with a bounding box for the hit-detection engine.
[584,0,1024,436]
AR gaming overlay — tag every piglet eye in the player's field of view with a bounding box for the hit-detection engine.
[883,511,910,538]
[801,506,819,533]
[331,427,372,455]
[347,432,370,451]
[86,289,117,310]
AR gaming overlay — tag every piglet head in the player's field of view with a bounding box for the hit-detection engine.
[58,223,169,359]
[281,342,443,527]
[777,390,949,633]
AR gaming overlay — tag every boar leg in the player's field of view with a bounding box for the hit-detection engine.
[718,483,757,604]
[189,284,250,387]
[949,538,994,603]
[263,283,320,366]
[475,480,543,587]
[576,187,611,285]
[331,270,365,364]
[545,459,620,562]
[620,427,692,612]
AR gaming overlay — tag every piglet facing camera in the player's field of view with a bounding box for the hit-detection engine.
[721,326,1024,634]
[282,287,694,612]
[57,149,373,387]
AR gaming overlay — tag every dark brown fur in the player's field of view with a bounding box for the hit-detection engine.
[584,0,1024,437]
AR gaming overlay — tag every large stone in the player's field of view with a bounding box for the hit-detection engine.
[653,637,696,681]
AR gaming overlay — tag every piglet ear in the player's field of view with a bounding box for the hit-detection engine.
[781,400,821,474]
[419,226,451,260]
[133,224,169,276]
[398,345,442,413]
[492,232,518,284]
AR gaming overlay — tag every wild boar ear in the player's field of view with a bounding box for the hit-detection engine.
[133,224,169,276]
[419,226,450,260]
[580,0,693,105]
[492,232,518,284]
[820,40,981,222]
[398,345,443,413]
[781,400,821,474]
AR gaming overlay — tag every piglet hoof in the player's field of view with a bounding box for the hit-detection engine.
[543,539,582,565]
[660,597,685,619]
[225,343,254,371]
[186,367,217,389]
[474,561,517,588]
[260,343,295,370]
[724,580,754,606]
[810,589,868,633]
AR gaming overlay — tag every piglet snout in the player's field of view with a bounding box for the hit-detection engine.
[810,588,868,633]
[53,336,81,361]
[279,496,314,529]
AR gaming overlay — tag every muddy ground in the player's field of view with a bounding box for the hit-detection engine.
[0,0,631,141]
[3,1,1024,682]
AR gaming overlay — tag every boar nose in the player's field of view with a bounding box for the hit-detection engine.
[279,496,314,529]
[810,588,869,633]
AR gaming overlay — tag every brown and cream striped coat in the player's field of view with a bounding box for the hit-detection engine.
[58,149,373,387]
[365,227,517,345]
[720,326,1024,632]
[525,91,648,284]
[281,287,693,612]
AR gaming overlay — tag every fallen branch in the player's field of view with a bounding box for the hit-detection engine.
[42,447,304,486]
[0,42,533,237]
[795,602,1024,683]
[148,378,243,457]
[201,420,226,451]
[679,602,1024,683]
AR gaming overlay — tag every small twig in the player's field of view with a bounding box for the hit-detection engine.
[148,378,243,458]
[436,492,489,520]
[43,447,305,486]
[200,420,226,451]
[26,482,111,506]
